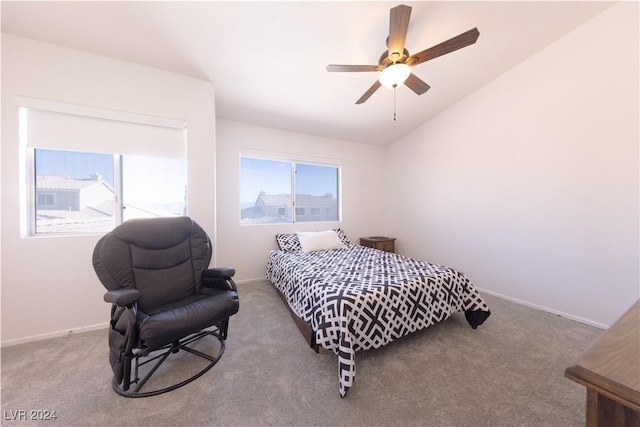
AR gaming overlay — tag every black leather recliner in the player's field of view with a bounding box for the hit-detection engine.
[92,216,239,397]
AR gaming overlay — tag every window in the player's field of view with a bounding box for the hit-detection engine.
[34,149,116,234]
[37,194,54,207]
[32,149,187,235]
[294,163,339,223]
[121,155,187,222]
[20,104,187,235]
[240,156,340,224]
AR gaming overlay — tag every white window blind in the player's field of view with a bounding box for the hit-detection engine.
[23,107,186,158]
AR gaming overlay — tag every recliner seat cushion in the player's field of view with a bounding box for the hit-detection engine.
[138,290,239,350]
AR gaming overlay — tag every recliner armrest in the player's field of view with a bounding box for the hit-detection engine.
[104,289,140,306]
[203,267,235,279]
[202,267,237,291]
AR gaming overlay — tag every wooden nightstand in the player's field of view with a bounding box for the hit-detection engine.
[360,236,396,253]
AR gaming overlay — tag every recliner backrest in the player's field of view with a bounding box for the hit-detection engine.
[93,217,212,313]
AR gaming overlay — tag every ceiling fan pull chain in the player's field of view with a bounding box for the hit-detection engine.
[393,84,397,121]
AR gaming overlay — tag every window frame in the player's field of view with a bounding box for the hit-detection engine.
[239,154,342,225]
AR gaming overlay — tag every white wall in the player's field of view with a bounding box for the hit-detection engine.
[386,2,639,328]
[1,35,216,345]
[215,119,388,281]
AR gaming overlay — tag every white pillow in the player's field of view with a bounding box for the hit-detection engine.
[297,230,347,252]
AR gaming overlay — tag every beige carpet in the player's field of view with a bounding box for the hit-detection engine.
[1,281,602,426]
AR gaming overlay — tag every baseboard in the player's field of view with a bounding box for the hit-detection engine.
[235,277,269,285]
[477,287,608,330]
[1,322,109,348]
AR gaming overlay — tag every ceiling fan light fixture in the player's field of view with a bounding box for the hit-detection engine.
[379,63,411,89]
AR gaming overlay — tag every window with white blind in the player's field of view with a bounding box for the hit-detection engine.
[19,102,187,235]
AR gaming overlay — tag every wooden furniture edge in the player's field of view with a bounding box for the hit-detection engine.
[565,364,640,412]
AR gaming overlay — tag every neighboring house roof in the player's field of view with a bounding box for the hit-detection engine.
[257,194,290,206]
[36,204,177,233]
[36,175,114,192]
[36,209,114,234]
[257,193,336,207]
[240,216,291,225]
[34,175,177,233]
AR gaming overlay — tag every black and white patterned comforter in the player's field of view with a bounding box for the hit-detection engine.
[266,244,491,397]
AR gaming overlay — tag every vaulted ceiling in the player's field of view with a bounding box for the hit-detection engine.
[1,1,614,145]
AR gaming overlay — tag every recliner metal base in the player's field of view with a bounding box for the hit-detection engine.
[113,328,225,398]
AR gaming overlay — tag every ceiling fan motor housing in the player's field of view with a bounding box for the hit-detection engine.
[379,48,410,68]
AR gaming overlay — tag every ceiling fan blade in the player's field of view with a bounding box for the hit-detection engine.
[356,80,382,104]
[407,28,480,66]
[326,64,383,72]
[388,4,412,62]
[404,73,431,95]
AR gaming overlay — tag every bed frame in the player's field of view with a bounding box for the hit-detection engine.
[272,283,331,354]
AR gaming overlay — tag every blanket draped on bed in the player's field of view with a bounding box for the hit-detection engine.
[266,245,490,397]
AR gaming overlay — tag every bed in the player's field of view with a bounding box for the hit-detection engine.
[266,229,491,397]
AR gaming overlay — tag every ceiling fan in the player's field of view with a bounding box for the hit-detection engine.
[327,4,480,105]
